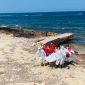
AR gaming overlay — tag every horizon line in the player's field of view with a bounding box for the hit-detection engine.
[0,10,85,14]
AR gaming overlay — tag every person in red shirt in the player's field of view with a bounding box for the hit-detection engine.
[49,43,55,54]
[42,43,55,56]
[42,44,50,56]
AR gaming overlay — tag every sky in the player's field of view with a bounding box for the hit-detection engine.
[0,0,85,13]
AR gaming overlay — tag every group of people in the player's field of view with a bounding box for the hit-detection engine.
[34,43,76,67]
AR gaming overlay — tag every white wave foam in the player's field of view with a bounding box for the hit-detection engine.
[24,15,29,16]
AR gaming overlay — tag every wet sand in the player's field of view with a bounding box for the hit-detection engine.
[0,32,85,85]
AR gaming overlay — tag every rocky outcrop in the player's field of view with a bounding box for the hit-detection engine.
[0,26,47,37]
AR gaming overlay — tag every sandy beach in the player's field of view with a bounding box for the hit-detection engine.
[0,32,85,85]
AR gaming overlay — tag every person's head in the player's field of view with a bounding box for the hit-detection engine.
[50,43,55,48]
[57,45,60,49]
[66,44,70,47]
[50,42,53,45]
[60,45,64,49]
[64,44,69,49]
[37,42,43,48]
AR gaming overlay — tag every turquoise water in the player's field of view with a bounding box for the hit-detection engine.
[0,11,85,44]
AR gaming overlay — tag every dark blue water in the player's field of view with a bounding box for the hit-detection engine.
[0,11,85,44]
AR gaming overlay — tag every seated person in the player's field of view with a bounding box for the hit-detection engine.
[42,44,50,56]
[49,43,55,54]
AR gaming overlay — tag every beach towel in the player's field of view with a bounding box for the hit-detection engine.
[45,49,64,65]
[44,53,57,62]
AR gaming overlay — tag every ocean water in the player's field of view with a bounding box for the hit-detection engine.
[0,11,85,44]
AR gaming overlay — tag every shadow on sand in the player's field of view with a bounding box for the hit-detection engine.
[48,61,75,69]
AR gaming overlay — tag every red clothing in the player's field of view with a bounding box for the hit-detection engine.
[42,45,50,56]
[67,47,72,52]
[66,52,70,58]
[42,43,55,56]
[49,43,55,54]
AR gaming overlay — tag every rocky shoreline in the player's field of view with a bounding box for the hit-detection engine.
[0,26,49,37]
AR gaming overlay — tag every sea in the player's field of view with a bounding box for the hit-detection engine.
[0,11,85,46]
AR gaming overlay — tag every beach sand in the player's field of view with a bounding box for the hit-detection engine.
[0,32,85,85]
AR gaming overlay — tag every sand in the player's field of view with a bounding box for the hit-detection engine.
[0,32,85,85]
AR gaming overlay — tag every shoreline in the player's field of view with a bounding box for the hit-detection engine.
[0,26,47,37]
[0,26,85,55]
[0,26,60,37]
[0,26,84,54]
